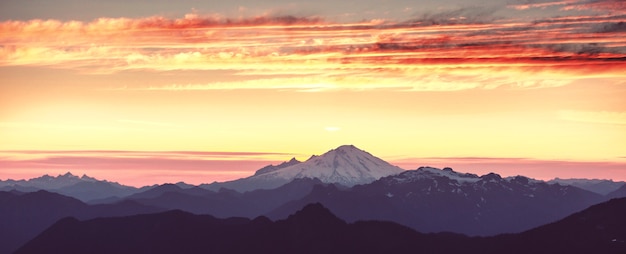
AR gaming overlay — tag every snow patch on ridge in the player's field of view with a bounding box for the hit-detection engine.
[388,166,481,185]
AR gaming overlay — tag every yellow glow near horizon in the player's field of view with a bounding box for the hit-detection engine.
[1,10,625,185]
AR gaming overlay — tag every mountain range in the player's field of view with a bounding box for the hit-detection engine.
[548,178,626,195]
[0,190,163,254]
[266,167,608,235]
[0,172,144,202]
[3,145,622,200]
[2,145,626,253]
[16,198,626,254]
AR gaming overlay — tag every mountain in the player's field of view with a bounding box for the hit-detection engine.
[126,178,327,217]
[15,203,458,254]
[548,178,626,195]
[54,180,141,202]
[0,190,163,254]
[487,197,626,254]
[201,145,403,192]
[123,184,212,200]
[0,172,97,189]
[267,166,604,236]
[17,199,626,254]
[0,172,141,202]
[253,157,301,176]
[607,184,626,199]
[0,172,96,189]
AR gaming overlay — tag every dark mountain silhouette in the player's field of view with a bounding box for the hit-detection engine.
[54,180,140,202]
[123,183,213,200]
[15,203,463,254]
[267,167,604,236]
[0,190,163,254]
[486,197,626,254]
[16,199,626,254]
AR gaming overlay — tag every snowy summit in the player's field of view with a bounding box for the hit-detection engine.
[206,145,404,192]
[254,145,403,186]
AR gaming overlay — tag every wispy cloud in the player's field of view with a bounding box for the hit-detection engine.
[560,0,626,13]
[0,149,294,160]
[117,119,184,128]
[558,110,626,125]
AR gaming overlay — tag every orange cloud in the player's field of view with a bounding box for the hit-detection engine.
[0,11,624,89]
[508,0,577,10]
[560,0,626,13]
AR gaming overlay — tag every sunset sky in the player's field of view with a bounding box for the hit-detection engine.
[1,0,625,186]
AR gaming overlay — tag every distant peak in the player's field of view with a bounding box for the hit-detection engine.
[155,183,185,192]
[305,154,319,161]
[417,166,440,172]
[300,202,330,213]
[60,172,78,178]
[480,172,502,181]
[336,144,357,149]
[288,203,345,225]
[80,174,97,181]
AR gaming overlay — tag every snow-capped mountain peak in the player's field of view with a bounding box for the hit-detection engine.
[251,145,404,187]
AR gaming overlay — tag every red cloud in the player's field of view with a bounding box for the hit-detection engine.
[0,10,624,87]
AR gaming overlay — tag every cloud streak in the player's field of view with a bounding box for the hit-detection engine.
[0,149,296,186]
[0,150,294,160]
[558,110,626,125]
[1,9,624,90]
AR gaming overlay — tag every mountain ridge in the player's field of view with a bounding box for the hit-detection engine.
[16,198,626,254]
[0,190,164,254]
[266,166,606,236]
[0,172,142,202]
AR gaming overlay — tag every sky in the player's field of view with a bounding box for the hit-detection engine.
[1,0,625,186]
